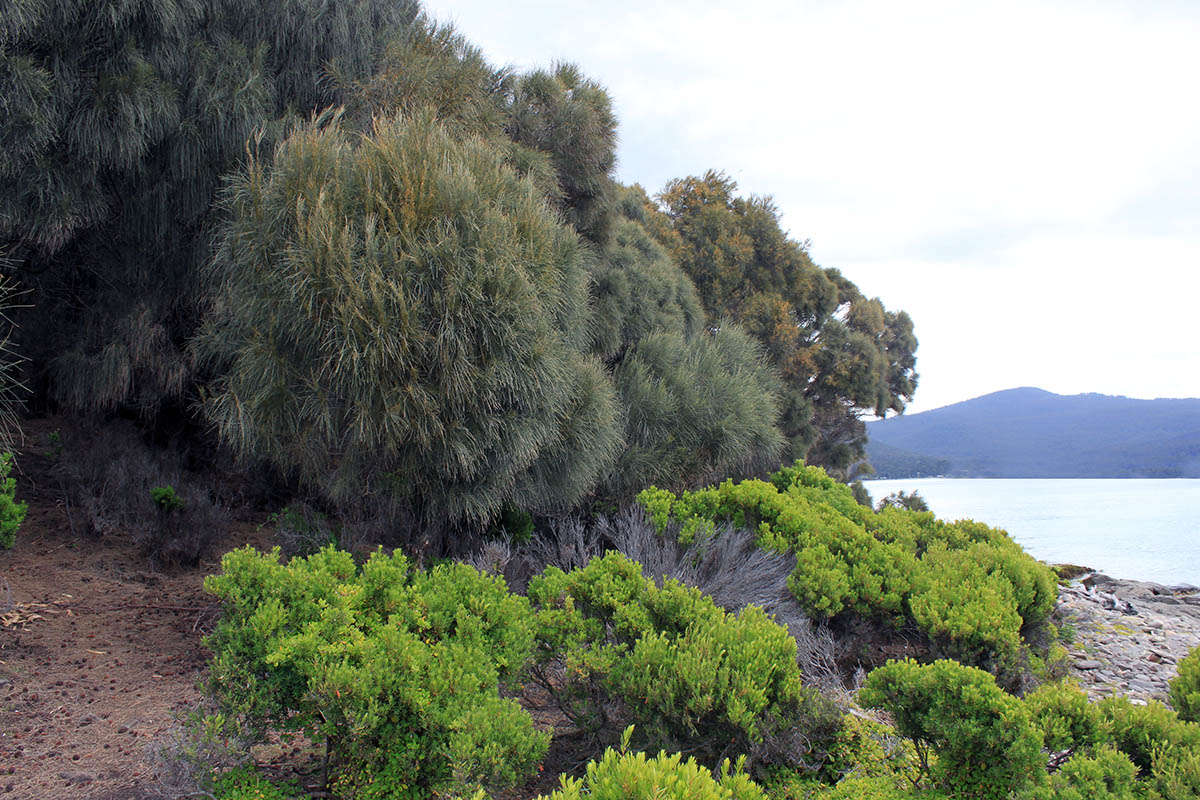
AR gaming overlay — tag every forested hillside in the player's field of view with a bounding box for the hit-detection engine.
[867,387,1200,478]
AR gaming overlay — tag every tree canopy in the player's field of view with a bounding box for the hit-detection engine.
[1,0,918,529]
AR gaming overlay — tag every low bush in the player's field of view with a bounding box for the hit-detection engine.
[638,463,1057,674]
[527,551,840,770]
[534,730,766,800]
[204,545,546,798]
[1168,644,1200,723]
[1096,696,1200,775]
[0,452,26,549]
[1022,681,1103,759]
[1018,746,1138,800]
[51,423,228,564]
[858,659,1044,799]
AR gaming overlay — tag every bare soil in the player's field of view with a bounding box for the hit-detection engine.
[0,421,580,800]
[0,425,277,799]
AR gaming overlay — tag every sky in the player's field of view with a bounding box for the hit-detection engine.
[419,0,1200,414]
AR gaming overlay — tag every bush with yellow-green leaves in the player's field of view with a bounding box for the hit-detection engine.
[638,463,1057,672]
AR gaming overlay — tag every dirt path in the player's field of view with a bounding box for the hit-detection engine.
[0,440,267,800]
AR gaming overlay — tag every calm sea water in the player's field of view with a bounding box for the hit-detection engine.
[862,479,1200,585]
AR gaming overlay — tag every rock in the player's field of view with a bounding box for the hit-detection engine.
[1084,573,1118,590]
[1076,659,1104,670]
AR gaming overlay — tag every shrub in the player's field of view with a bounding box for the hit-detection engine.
[0,452,26,549]
[1149,739,1200,800]
[214,767,298,800]
[1169,644,1200,723]
[819,714,922,786]
[151,485,184,512]
[1096,696,1200,775]
[204,545,546,798]
[1022,681,1103,758]
[858,659,1045,799]
[534,731,766,800]
[1018,746,1138,800]
[527,551,840,769]
[639,464,1057,673]
[195,111,621,528]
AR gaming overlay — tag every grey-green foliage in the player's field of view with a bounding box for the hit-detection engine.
[608,325,784,498]
[504,62,619,243]
[195,111,622,525]
[2,0,419,416]
[589,206,705,365]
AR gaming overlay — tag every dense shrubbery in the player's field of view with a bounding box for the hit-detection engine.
[1169,644,1200,723]
[858,659,1044,799]
[639,464,1057,673]
[535,731,766,800]
[527,551,840,769]
[204,545,546,797]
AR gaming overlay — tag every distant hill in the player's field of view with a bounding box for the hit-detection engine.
[866,387,1200,478]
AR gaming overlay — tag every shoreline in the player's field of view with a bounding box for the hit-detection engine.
[1056,571,1200,705]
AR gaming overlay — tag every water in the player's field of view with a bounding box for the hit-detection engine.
[862,478,1200,585]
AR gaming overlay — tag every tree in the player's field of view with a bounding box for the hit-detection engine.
[195,112,621,527]
[654,171,918,476]
[2,0,420,418]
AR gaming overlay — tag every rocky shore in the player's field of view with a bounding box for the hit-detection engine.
[1057,572,1200,705]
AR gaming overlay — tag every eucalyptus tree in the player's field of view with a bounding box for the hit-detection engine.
[195,112,622,526]
[656,171,918,476]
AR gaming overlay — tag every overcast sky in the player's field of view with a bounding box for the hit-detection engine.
[420,0,1200,414]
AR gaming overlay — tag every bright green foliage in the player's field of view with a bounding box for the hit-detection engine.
[1168,644,1200,722]
[1097,696,1200,775]
[1019,746,1138,800]
[0,452,27,549]
[535,738,766,800]
[1022,681,1103,754]
[859,659,1045,799]
[654,171,917,475]
[819,714,922,786]
[527,551,838,766]
[786,774,946,800]
[150,485,184,512]
[638,465,1056,669]
[196,112,621,525]
[203,545,546,797]
[1148,739,1200,800]
[214,767,298,800]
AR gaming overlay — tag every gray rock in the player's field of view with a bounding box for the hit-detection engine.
[1076,659,1104,670]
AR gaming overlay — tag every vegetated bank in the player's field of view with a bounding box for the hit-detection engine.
[3,0,1199,798]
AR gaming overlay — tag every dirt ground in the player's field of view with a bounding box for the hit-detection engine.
[0,427,276,799]
[0,423,578,800]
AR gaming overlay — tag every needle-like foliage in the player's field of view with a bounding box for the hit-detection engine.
[196,112,621,525]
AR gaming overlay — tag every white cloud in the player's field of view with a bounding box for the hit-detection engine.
[419,0,1200,411]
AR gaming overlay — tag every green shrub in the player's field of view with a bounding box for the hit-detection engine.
[1018,746,1138,800]
[1022,681,1103,755]
[1168,644,1200,723]
[0,453,26,549]
[204,545,546,798]
[528,551,839,768]
[819,714,921,786]
[535,731,766,800]
[214,767,298,800]
[859,659,1045,799]
[790,774,947,799]
[1149,739,1200,800]
[638,464,1057,672]
[1097,696,1200,775]
[196,111,622,527]
[150,485,185,512]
